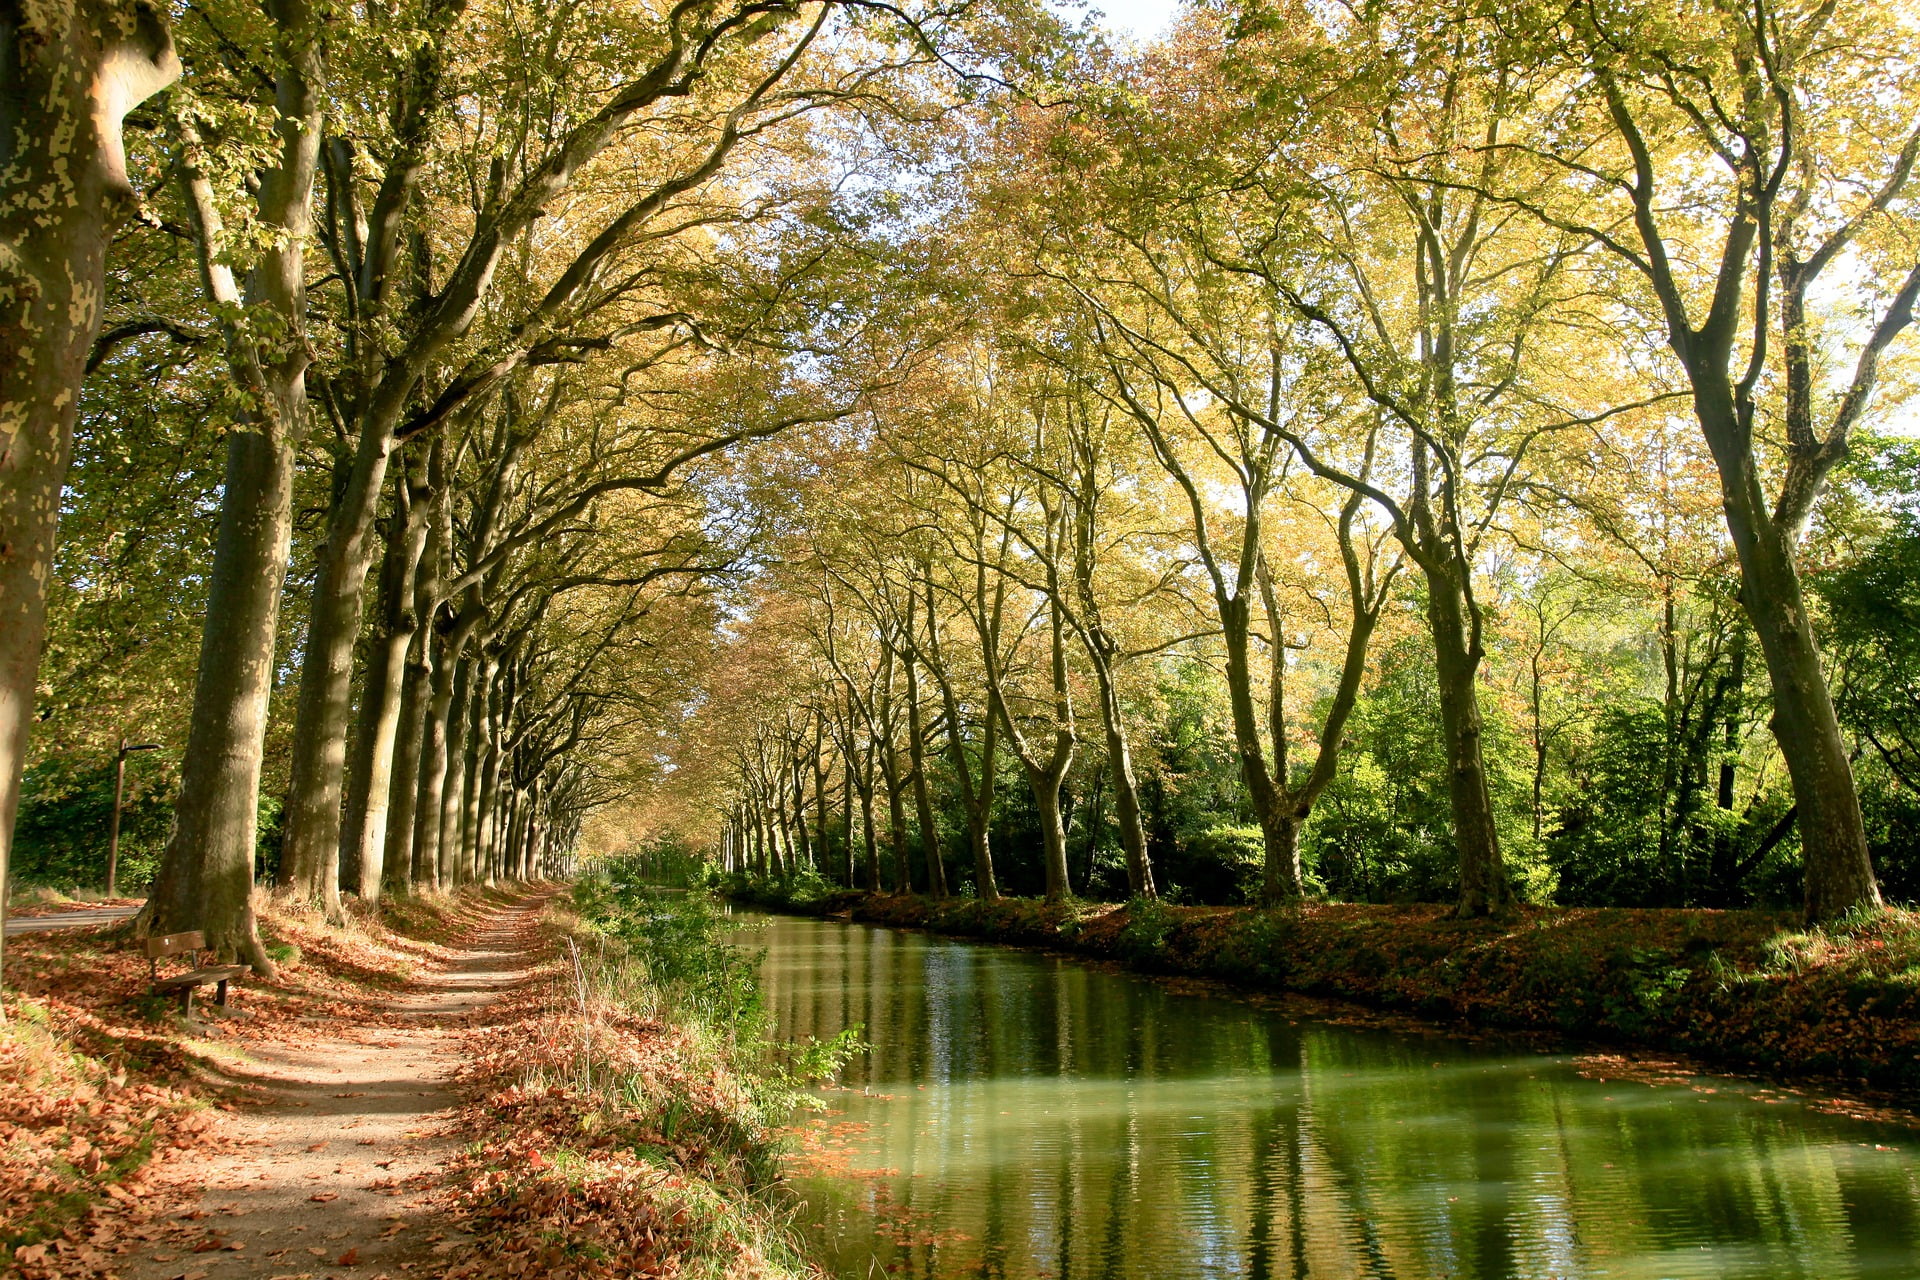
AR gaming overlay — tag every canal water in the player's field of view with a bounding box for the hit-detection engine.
[736,909,1920,1280]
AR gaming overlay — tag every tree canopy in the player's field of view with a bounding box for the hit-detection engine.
[3,0,1919,975]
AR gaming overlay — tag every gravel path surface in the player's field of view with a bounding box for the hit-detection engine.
[110,897,550,1280]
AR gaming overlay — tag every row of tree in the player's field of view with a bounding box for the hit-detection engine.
[662,0,1920,921]
[0,0,989,979]
[2,0,1915,989]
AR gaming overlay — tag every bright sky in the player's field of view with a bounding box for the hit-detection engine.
[1085,0,1182,40]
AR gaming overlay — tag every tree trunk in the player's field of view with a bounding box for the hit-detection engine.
[965,818,996,901]
[810,723,831,870]
[279,422,400,911]
[1724,490,1879,921]
[938,711,998,900]
[411,626,464,890]
[521,775,541,882]
[881,736,913,894]
[903,646,947,897]
[1426,558,1509,917]
[456,657,490,882]
[840,750,856,886]
[757,805,769,877]
[143,0,325,970]
[141,400,292,972]
[984,599,1076,903]
[790,752,814,876]
[1091,661,1154,898]
[769,792,788,880]
[339,458,432,900]
[860,751,881,892]
[437,653,474,884]
[0,0,178,985]
[925,574,998,900]
[384,618,432,895]
[503,779,525,881]
[1031,769,1072,901]
[1216,592,1302,904]
[475,668,504,884]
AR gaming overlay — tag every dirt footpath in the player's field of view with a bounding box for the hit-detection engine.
[108,898,550,1280]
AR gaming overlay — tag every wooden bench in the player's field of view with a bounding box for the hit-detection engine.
[144,931,249,1015]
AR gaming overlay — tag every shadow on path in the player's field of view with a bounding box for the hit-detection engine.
[112,894,553,1280]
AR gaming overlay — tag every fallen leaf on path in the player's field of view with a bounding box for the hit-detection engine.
[308,1191,339,1202]
[338,1248,362,1265]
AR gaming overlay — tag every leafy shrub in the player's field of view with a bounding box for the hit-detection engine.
[1159,826,1265,904]
[10,756,174,892]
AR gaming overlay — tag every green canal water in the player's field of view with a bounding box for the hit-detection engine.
[738,910,1920,1280]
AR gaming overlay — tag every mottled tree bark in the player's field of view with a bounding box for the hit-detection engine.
[339,453,432,900]
[1585,54,1906,921]
[876,653,914,893]
[411,633,455,889]
[0,0,177,992]
[455,655,491,880]
[143,0,324,970]
[1088,660,1152,898]
[983,592,1075,902]
[474,663,505,884]
[923,575,998,901]
[383,624,431,895]
[1423,552,1507,916]
[279,423,396,909]
[437,653,473,884]
[902,634,947,897]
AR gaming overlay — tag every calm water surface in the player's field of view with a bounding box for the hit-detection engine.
[737,910,1920,1280]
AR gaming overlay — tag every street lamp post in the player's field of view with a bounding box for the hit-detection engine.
[107,740,160,897]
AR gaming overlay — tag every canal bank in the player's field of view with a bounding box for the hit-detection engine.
[725,878,1920,1097]
[742,905,1920,1280]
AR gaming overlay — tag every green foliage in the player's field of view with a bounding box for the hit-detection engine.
[1859,767,1920,905]
[573,868,769,1039]
[573,854,867,1145]
[10,755,174,891]
[1816,505,1920,793]
[1115,894,1176,962]
[1304,635,1458,904]
[1546,705,1673,905]
[1547,703,1800,908]
[1157,826,1265,905]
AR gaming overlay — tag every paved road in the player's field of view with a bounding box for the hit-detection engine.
[4,903,141,935]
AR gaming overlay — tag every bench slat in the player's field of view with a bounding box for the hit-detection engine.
[144,931,207,960]
[152,966,250,991]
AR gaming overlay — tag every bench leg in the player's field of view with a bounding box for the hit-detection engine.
[216,979,230,1008]
[179,987,194,1017]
